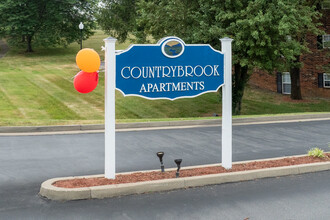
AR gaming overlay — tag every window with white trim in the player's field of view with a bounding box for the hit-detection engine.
[324,73,330,88]
[323,35,330,48]
[322,1,330,9]
[282,72,291,94]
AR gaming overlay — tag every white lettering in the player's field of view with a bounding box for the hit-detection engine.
[147,83,153,92]
[178,66,184,77]
[140,84,147,93]
[162,66,171,78]
[213,65,220,76]
[148,67,155,78]
[160,83,166,92]
[131,67,141,79]
[185,66,194,77]
[166,82,171,91]
[194,82,199,90]
[142,67,148,78]
[194,65,204,77]
[152,83,159,92]
[187,82,194,90]
[156,67,161,78]
[120,65,222,80]
[181,82,187,91]
[139,81,205,93]
[172,82,180,91]
[170,66,177,77]
[121,66,131,79]
[204,65,213,76]
[199,81,205,90]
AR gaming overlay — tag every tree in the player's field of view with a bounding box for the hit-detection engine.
[277,1,323,100]
[0,0,97,52]
[195,0,322,106]
[97,0,138,43]
[97,0,323,114]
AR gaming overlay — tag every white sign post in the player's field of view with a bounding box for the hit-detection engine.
[103,36,233,179]
[220,37,233,169]
[104,37,117,179]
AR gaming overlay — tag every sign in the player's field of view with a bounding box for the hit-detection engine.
[116,37,224,100]
[103,36,233,179]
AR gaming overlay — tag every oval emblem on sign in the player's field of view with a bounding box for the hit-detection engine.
[162,39,184,58]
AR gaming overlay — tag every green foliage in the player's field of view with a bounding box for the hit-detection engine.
[0,0,97,52]
[97,0,137,43]
[135,0,200,43]
[308,147,325,158]
[97,0,324,114]
[98,0,322,71]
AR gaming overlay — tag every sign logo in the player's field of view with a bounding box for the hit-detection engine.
[116,36,224,100]
[162,38,185,58]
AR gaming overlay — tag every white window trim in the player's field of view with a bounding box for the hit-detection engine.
[282,72,291,94]
[322,35,330,49]
[324,73,330,88]
[322,2,330,9]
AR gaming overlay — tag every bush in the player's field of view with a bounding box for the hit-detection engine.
[308,147,325,158]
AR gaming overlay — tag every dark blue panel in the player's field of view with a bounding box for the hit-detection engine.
[116,37,224,100]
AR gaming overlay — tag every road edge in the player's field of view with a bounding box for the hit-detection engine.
[39,155,330,201]
[2,113,330,133]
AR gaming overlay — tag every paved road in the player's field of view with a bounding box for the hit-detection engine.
[1,171,330,220]
[0,120,329,219]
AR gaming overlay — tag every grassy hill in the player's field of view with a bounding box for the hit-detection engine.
[0,30,329,126]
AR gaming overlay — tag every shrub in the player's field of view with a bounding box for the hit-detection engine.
[308,147,325,158]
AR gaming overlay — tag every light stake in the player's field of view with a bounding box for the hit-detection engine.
[156,152,165,172]
[79,22,84,50]
[174,159,182,178]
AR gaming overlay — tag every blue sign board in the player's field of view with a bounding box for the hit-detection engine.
[116,37,224,100]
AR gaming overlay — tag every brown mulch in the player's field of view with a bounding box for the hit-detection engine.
[54,154,330,188]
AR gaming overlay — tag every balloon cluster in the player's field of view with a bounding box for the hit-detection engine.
[74,49,101,93]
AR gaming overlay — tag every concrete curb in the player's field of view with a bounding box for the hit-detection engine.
[0,124,105,133]
[39,155,330,201]
[2,113,330,133]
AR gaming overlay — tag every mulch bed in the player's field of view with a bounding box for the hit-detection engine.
[54,154,330,188]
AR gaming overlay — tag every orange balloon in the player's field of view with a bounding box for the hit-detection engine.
[76,48,101,73]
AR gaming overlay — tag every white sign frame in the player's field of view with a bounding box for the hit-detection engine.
[103,37,233,179]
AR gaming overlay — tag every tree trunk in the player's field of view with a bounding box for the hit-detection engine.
[26,35,33,52]
[232,64,249,115]
[290,56,302,100]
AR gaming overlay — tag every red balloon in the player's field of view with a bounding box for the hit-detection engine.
[73,71,99,93]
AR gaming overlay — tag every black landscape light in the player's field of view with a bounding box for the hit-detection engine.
[156,152,165,172]
[174,159,182,178]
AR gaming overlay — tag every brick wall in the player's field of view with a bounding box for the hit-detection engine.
[249,9,330,99]
[249,69,277,92]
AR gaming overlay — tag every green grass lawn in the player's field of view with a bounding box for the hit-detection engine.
[0,30,329,126]
[241,86,330,115]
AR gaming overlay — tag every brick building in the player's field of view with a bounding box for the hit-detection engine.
[249,6,330,98]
